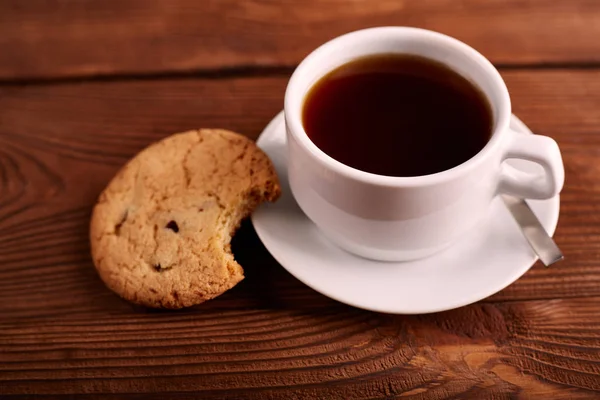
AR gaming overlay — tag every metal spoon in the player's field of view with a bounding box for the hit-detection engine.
[501,194,564,267]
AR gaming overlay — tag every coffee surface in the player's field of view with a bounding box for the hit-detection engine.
[302,54,493,177]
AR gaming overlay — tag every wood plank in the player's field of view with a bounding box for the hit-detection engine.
[1,0,600,80]
[1,70,600,397]
[1,70,599,312]
[1,296,599,398]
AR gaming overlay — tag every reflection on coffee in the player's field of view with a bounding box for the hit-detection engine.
[302,54,493,177]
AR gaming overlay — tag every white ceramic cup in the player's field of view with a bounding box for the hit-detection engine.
[284,27,564,262]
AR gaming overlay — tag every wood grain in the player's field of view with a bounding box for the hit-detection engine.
[2,0,600,80]
[1,70,600,308]
[2,291,600,398]
[2,0,600,396]
[1,68,600,397]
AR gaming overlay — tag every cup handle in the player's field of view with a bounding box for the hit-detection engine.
[498,129,565,199]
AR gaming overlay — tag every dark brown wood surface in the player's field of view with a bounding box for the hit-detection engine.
[2,0,600,80]
[1,1,600,398]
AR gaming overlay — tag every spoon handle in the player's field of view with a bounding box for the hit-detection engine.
[501,195,564,267]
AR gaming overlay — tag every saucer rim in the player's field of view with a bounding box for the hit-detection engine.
[251,111,560,314]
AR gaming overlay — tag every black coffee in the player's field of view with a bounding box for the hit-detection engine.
[302,54,493,177]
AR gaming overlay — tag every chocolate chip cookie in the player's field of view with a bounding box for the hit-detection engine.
[90,129,280,308]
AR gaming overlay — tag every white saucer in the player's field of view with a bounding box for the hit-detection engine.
[251,111,560,314]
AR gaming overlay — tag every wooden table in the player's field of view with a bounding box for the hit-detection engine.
[1,1,600,398]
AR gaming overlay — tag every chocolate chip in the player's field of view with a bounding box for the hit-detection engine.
[166,220,179,233]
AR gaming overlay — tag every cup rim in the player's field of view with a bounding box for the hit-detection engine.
[284,26,511,188]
